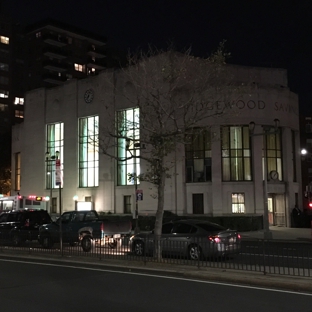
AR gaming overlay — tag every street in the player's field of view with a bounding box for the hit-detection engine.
[0,258,311,312]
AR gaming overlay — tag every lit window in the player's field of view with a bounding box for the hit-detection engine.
[87,68,96,75]
[222,126,251,181]
[14,97,24,105]
[232,193,245,213]
[15,153,21,191]
[0,36,9,44]
[79,116,99,187]
[15,110,24,118]
[0,90,9,98]
[74,63,85,72]
[117,108,140,186]
[46,123,64,189]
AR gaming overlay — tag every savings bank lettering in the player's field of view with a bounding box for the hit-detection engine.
[200,100,298,115]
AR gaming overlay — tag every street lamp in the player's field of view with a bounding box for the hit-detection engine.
[45,150,63,253]
[249,119,280,240]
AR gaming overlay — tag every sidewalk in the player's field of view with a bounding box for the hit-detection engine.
[241,226,312,242]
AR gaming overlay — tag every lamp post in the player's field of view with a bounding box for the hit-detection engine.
[45,151,63,253]
[45,152,58,213]
[249,119,280,240]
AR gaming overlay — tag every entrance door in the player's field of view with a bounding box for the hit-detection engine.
[268,197,274,225]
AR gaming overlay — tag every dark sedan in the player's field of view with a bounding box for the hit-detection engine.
[129,219,241,260]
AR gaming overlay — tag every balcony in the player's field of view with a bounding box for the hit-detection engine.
[42,33,68,47]
[43,60,68,72]
[86,57,106,70]
[43,73,67,85]
[87,45,106,58]
[43,46,67,60]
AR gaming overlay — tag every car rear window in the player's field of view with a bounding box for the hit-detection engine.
[196,223,226,232]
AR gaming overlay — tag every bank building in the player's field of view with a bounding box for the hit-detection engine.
[11,54,301,228]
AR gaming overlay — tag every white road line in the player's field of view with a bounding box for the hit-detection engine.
[0,258,311,296]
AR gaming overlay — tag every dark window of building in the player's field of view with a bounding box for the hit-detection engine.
[192,193,204,214]
[265,130,282,180]
[185,128,211,182]
[123,195,131,214]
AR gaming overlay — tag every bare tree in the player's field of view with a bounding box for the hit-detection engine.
[98,42,240,260]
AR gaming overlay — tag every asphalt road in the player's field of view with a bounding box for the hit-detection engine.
[0,258,311,312]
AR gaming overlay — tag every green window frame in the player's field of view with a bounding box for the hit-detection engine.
[117,108,140,186]
[222,126,251,181]
[79,116,99,187]
[185,129,212,182]
[46,122,64,189]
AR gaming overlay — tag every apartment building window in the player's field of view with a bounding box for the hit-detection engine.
[79,116,99,187]
[0,36,9,44]
[0,76,8,84]
[185,128,211,182]
[232,193,245,213]
[124,195,132,214]
[192,193,204,214]
[87,68,96,75]
[0,90,9,98]
[0,62,8,71]
[222,126,251,181]
[14,97,24,105]
[46,122,64,189]
[265,130,282,180]
[15,153,21,191]
[74,63,85,72]
[117,108,140,186]
[15,110,24,118]
[0,103,8,111]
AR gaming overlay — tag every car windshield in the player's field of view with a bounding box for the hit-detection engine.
[196,223,226,232]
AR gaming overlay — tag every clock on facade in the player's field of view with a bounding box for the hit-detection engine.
[84,89,94,103]
[269,170,279,180]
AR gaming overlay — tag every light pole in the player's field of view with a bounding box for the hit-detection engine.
[249,119,280,240]
[45,150,63,253]
[45,152,57,213]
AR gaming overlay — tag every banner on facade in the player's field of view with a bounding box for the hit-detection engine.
[55,159,62,186]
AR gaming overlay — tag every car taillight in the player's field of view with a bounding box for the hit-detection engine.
[237,234,241,239]
[209,235,221,243]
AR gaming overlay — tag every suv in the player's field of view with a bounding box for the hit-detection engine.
[0,210,52,246]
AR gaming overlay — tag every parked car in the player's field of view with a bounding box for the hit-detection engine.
[38,210,132,251]
[129,219,241,260]
[0,209,52,246]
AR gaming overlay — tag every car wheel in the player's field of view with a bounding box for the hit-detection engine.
[41,234,53,249]
[188,244,201,260]
[12,233,22,246]
[133,241,144,256]
[81,236,93,252]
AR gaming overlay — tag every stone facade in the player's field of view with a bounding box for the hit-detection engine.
[11,58,300,227]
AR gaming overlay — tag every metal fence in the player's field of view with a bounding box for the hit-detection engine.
[0,237,311,278]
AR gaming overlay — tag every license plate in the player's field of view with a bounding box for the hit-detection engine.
[229,237,236,243]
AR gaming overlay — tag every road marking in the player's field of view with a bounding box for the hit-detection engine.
[0,258,311,296]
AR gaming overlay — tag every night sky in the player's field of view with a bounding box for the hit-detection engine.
[2,0,312,114]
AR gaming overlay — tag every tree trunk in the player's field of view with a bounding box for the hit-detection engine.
[153,164,166,261]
